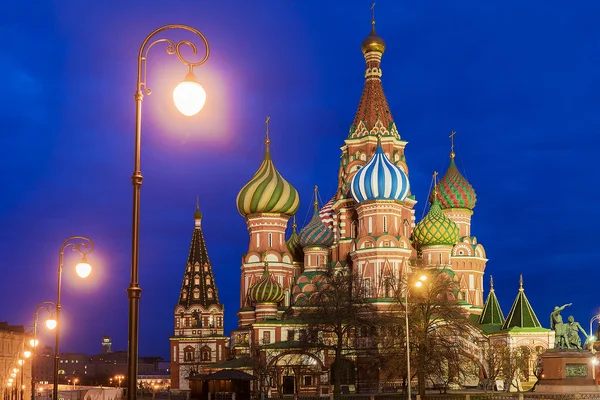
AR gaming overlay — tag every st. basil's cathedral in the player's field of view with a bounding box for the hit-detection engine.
[168,15,553,393]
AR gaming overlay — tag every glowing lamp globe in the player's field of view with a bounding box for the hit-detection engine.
[76,259,92,278]
[46,318,57,330]
[173,72,206,116]
[18,360,24,366]
[24,350,31,358]
[30,339,39,347]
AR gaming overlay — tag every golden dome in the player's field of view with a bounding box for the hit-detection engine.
[361,23,386,55]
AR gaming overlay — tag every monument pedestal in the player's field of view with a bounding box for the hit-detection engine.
[536,349,599,393]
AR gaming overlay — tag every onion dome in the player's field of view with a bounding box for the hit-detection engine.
[361,22,386,55]
[350,137,410,203]
[436,154,477,210]
[286,217,304,263]
[299,187,334,248]
[236,119,300,217]
[248,262,285,304]
[413,199,459,247]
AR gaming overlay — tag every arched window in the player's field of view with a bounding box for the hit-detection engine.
[193,289,200,299]
[207,288,214,299]
[183,346,195,362]
[194,275,200,285]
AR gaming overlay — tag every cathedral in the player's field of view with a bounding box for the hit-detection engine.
[169,14,554,394]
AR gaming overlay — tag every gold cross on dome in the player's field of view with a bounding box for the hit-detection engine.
[449,130,456,156]
[265,116,271,143]
[371,2,376,24]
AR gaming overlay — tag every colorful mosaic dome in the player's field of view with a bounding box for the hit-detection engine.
[435,156,477,210]
[236,138,300,217]
[286,220,304,263]
[299,203,334,249]
[248,263,285,304]
[413,200,459,247]
[350,139,410,203]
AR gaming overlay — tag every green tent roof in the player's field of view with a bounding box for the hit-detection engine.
[478,276,505,325]
[502,275,542,330]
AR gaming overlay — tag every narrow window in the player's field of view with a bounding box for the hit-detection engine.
[383,216,388,233]
[268,233,272,247]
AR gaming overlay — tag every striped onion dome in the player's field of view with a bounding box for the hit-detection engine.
[350,138,410,203]
[413,200,459,246]
[248,263,285,304]
[299,198,334,249]
[435,154,477,210]
[236,138,300,217]
[286,218,304,263]
[319,197,335,230]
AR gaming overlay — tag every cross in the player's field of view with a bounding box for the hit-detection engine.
[432,171,438,184]
[449,130,456,154]
[265,116,271,141]
[432,171,438,197]
[371,3,376,24]
[196,195,200,211]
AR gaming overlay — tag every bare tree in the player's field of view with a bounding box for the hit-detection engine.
[480,339,507,392]
[289,267,380,396]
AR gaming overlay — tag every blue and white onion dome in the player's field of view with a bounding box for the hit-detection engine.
[350,139,410,203]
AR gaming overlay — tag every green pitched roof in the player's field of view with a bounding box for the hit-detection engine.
[478,276,505,325]
[502,275,542,330]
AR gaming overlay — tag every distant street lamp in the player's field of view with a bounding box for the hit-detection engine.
[589,313,600,349]
[53,237,94,400]
[127,25,209,400]
[31,301,57,400]
[403,269,427,400]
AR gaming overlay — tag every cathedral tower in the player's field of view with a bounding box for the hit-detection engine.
[236,118,300,326]
[170,205,229,390]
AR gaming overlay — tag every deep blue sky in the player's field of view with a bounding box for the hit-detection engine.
[2,0,599,359]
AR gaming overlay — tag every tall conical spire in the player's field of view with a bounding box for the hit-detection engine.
[502,275,542,330]
[478,276,505,325]
[178,206,221,308]
[350,4,398,139]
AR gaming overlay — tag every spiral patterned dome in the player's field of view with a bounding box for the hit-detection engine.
[286,220,304,263]
[236,139,300,217]
[299,204,334,248]
[413,200,459,247]
[435,156,477,210]
[350,140,410,203]
[248,263,285,304]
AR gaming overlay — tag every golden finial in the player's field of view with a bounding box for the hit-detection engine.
[519,274,524,291]
[449,130,456,159]
[292,215,297,231]
[490,275,494,292]
[265,116,271,145]
[371,2,376,26]
[263,261,270,276]
[432,171,439,198]
[313,185,319,211]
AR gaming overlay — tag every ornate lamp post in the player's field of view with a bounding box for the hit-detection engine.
[590,313,600,349]
[53,237,94,400]
[127,25,209,400]
[402,269,427,400]
[31,301,56,400]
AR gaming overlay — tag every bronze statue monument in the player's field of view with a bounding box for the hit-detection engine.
[550,303,572,349]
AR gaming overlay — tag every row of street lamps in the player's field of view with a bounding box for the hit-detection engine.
[5,24,211,400]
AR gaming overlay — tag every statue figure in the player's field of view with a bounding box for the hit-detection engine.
[566,315,587,349]
[550,303,572,349]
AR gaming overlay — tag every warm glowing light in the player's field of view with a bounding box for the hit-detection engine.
[419,275,427,281]
[12,368,18,373]
[173,72,206,116]
[415,281,423,288]
[24,350,31,358]
[592,358,599,366]
[18,360,24,366]
[76,257,92,278]
[7,382,12,387]
[30,339,39,347]
[46,318,57,330]
[21,385,25,389]
[10,373,16,378]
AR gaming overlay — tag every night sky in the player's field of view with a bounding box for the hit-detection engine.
[2,1,599,359]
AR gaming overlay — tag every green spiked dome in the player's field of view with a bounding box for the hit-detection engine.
[413,200,459,246]
[286,218,304,263]
[478,276,505,325]
[436,155,477,210]
[248,263,285,304]
[236,135,300,217]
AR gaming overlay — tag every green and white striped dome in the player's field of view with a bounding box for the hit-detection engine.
[248,263,285,304]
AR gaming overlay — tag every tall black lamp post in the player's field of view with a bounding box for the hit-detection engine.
[53,237,94,400]
[127,25,210,400]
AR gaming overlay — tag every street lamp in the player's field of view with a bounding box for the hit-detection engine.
[53,237,94,400]
[31,301,57,400]
[127,25,209,400]
[589,313,600,349]
[403,270,427,400]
